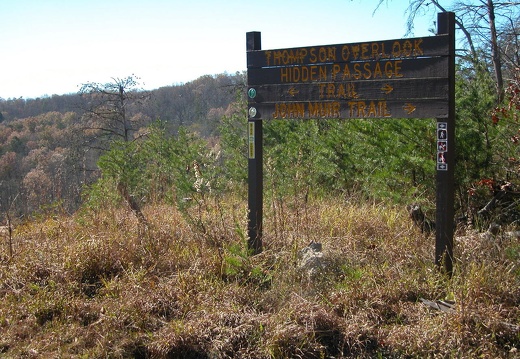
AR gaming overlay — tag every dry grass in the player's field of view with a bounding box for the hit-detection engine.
[1,197,519,358]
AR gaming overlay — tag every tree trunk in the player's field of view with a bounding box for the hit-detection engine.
[117,182,148,231]
[488,0,505,102]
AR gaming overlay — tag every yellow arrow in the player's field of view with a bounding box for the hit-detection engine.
[381,84,393,94]
[403,103,416,114]
[288,87,299,97]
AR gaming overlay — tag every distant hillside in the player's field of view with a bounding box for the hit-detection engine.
[0,72,246,217]
[0,72,245,132]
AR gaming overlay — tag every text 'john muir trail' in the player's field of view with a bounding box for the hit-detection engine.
[272,101,391,119]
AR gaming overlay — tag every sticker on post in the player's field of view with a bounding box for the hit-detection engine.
[437,152,446,164]
[437,141,447,152]
[437,151,447,171]
[437,122,447,140]
[248,122,255,159]
[249,142,255,159]
[437,163,448,171]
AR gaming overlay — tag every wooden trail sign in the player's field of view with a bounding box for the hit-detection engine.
[247,34,451,120]
[247,12,456,275]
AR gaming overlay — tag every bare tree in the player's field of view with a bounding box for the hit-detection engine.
[375,0,520,102]
[79,76,151,228]
[79,75,149,149]
[499,13,520,78]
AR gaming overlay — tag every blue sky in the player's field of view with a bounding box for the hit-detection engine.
[0,0,439,99]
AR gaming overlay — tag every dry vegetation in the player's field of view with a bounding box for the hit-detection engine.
[1,196,520,358]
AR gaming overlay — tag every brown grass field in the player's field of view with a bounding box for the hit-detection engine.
[1,196,519,358]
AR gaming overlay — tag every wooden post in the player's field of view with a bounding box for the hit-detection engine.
[435,12,456,276]
[246,32,263,254]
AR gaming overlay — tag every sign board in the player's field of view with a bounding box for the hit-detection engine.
[247,35,451,120]
[247,12,455,275]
